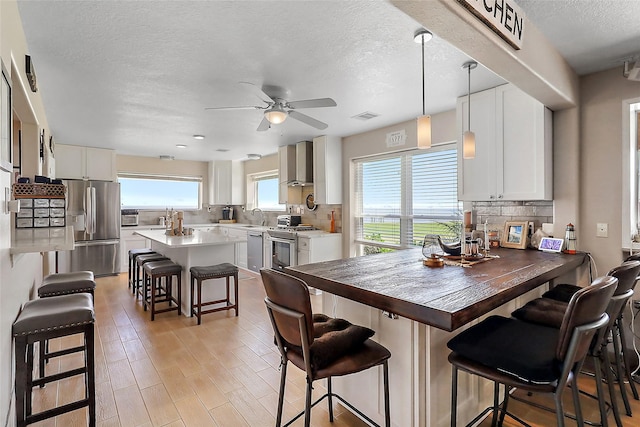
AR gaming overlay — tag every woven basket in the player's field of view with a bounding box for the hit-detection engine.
[12,183,66,199]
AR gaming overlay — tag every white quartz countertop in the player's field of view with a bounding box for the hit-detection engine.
[11,225,75,254]
[134,228,247,248]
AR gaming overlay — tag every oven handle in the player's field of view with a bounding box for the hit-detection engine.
[267,235,297,245]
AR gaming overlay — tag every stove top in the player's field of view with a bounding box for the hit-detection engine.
[275,225,316,232]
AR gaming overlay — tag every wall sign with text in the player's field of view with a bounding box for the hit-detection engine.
[457,0,525,50]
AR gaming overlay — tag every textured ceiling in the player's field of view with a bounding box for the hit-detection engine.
[15,1,640,162]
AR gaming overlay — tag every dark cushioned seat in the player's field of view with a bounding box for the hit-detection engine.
[448,315,561,384]
[190,263,238,279]
[38,271,95,297]
[542,283,583,302]
[13,293,94,336]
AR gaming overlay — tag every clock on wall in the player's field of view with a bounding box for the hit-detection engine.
[305,193,317,211]
[49,135,55,157]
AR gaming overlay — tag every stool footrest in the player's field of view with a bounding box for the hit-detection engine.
[193,302,237,318]
[26,398,90,425]
[43,345,85,361]
[32,366,88,388]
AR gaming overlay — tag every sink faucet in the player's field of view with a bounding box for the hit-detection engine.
[251,208,265,226]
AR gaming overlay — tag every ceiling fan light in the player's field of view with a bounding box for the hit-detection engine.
[264,107,287,124]
[463,131,476,159]
[417,115,432,149]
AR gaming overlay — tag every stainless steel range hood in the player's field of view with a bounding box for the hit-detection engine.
[287,141,313,186]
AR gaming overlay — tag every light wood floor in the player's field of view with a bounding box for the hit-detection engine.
[28,271,640,427]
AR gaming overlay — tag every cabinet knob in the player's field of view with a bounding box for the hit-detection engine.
[498,194,503,199]
[489,195,495,199]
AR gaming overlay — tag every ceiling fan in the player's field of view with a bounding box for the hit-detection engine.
[205,82,337,131]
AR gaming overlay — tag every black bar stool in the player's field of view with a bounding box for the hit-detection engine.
[37,271,96,379]
[189,263,239,325]
[142,260,182,321]
[13,293,96,427]
[128,248,154,292]
[135,253,169,299]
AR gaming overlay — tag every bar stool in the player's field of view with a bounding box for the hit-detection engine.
[142,260,182,321]
[260,268,391,427]
[448,276,617,427]
[13,293,96,427]
[128,248,154,292]
[189,263,238,325]
[135,253,169,300]
[37,271,96,379]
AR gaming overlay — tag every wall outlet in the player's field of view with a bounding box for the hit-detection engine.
[596,222,608,238]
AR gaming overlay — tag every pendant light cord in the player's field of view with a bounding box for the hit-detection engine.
[421,35,426,116]
[467,65,471,132]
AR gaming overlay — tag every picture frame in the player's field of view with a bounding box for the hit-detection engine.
[501,221,529,249]
[0,59,12,173]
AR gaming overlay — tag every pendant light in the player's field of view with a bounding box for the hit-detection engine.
[462,61,477,159]
[414,29,433,149]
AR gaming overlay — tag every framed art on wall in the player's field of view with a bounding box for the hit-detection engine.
[0,60,12,173]
[501,221,529,249]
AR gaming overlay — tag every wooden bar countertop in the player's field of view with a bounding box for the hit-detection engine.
[286,248,587,332]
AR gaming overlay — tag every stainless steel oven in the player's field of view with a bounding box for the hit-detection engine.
[266,229,297,270]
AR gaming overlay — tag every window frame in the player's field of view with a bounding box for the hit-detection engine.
[246,170,286,212]
[118,172,203,211]
[353,143,462,253]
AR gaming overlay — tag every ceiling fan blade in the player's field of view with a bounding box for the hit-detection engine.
[239,81,275,104]
[256,117,271,132]
[204,105,262,111]
[288,110,328,130]
[287,98,337,109]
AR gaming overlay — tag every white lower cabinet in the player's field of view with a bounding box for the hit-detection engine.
[297,233,341,265]
[226,228,248,269]
[120,228,151,273]
[322,294,417,427]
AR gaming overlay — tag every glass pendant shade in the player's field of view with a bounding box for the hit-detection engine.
[417,115,432,149]
[463,131,476,159]
[264,108,287,124]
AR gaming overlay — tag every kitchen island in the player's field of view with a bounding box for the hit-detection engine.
[134,228,246,316]
[286,248,587,427]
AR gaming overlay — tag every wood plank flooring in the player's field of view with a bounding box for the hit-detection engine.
[28,271,640,426]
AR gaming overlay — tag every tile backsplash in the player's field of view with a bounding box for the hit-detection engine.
[471,200,553,234]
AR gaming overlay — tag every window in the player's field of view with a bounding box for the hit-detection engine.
[623,99,640,248]
[119,174,202,210]
[248,172,285,211]
[354,144,462,254]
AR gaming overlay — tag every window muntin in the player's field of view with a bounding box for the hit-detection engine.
[354,145,462,252]
[248,172,286,211]
[119,174,202,210]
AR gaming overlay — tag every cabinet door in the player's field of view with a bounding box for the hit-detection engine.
[313,135,342,205]
[227,228,248,268]
[497,85,552,200]
[457,89,498,201]
[86,147,116,181]
[55,144,86,179]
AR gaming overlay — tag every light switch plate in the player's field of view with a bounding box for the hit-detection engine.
[596,223,608,238]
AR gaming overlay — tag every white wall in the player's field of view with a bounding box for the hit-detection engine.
[1,2,53,424]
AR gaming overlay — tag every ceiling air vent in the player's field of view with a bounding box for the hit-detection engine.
[215,149,230,152]
[351,111,379,121]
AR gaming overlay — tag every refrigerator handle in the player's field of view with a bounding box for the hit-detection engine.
[86,186,93,235]
[91,186,97,234]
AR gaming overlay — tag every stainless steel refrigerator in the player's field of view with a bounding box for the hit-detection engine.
[58,180,121,276]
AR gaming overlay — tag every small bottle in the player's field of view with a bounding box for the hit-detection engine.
[330,210,336,233]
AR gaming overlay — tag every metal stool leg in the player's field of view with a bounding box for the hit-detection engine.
[451,365,458,427]
[617,317,639,400]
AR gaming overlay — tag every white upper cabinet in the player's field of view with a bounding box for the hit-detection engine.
[313,135,342,205]
[457,84,552,201]
[55,144,117,181]
[208,160,245,206]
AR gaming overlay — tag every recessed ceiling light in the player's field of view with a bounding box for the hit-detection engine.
[193,135,205,140]
[176,144,187,149]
